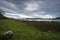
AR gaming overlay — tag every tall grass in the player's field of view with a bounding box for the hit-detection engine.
[24,21,60,32]
[0,19,60,40]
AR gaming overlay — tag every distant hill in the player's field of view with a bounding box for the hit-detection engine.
[0,9,7,19]
[55,17,60,19]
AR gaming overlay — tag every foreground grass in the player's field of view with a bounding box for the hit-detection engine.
[0,19,60,40]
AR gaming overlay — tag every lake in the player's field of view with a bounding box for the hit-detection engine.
[27,19,60,22]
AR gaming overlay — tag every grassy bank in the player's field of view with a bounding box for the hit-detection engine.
[0,19,60,40]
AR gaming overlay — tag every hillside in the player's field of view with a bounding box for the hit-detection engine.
[0,19,60,40]
[55,17,60,20]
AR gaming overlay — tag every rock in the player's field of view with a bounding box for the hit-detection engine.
[48,30,51,32]
[4,30,13,35]
[0,30,14,40]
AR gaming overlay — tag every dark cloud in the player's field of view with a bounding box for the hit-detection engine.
[0,0,60,18]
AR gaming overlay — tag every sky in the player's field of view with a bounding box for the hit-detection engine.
[0,0,60,18]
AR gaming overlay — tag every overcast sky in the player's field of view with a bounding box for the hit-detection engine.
[0,0,60,18]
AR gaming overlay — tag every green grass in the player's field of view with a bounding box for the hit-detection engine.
[0,19,60,40]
